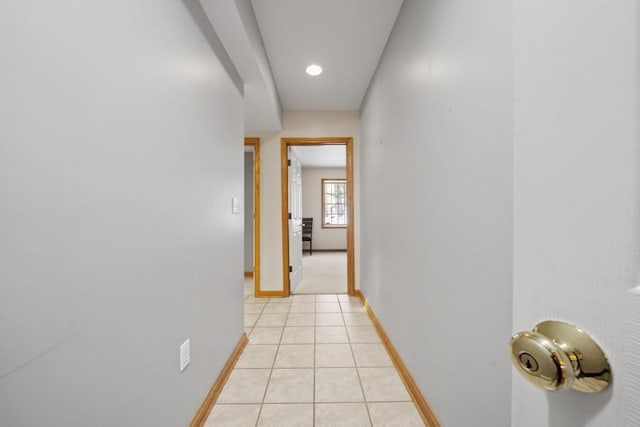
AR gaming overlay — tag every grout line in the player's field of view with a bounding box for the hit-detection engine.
[217,399,412,406]
[242,291,382,426]
[313,293,317,426]
[254,298,290,426]
[343,294,374,426]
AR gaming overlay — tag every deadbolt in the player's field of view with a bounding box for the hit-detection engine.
[509,320,611,393]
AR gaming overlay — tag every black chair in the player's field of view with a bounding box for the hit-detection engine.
[302,217,313,255]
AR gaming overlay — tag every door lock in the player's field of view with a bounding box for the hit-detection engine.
[509,320,611,393]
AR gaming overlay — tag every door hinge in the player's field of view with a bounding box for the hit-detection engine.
[287,159,291,166]
[289,265,293,273]
[288,213,292,220]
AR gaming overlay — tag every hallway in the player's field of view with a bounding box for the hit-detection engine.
[207,289,423,426]
[2,1,637,426]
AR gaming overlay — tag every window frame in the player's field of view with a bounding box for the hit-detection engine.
[321,178,348,229]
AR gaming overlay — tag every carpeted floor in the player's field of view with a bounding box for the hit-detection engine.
[292,251,347,294]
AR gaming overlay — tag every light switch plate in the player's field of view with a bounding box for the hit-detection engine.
[232,197,240,214]
[180,339,190,372]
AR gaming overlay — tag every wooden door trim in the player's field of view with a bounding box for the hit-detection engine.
[280,137,355,296]
[244,138,261,297]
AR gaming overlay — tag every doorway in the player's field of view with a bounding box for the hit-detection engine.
[280,137,355,296]
[244,138,260,296]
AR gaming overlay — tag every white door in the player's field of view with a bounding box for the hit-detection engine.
[513,2,638,425]
[288,150,303,292]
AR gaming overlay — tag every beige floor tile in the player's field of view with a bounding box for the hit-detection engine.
[286,313,315,326]
[315,368,364,402]
[315,403,372,427]
[316,302,341,312]
[339,301,366,313]
[257,404,314,427]
[343,312,372,326]
[262,304,291,314]
[316,312,345,326]
[338,294,361,302]
[316,326,349,343]
[244,314,259,328]
[249,327,283,344]
[289,302,315,313]
[367,402,423,426]
[358,367,411,402]
[263,368,314,403]
[316,294,339,302]
[215,286,423,425]
[274,344,314,368]
[216,369,271,404]
[205,404,261,426]
[281,326,315,344]
[346,326,381,343]
[244,303,266,314]
[235,344,278,369]
[256,313,288,327]
[316,344,355,367]
[352,344,393,367]
[267,297,293,304]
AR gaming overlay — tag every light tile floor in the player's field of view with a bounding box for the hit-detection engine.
[205,281,424,426]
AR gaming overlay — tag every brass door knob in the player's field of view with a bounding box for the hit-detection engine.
[509,320,611,393]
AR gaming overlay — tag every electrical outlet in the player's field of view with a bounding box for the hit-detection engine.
[180,339,190,372]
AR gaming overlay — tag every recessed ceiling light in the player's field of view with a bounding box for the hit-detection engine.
[306,64,323,76]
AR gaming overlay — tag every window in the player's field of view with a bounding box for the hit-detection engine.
[322,178,347,228]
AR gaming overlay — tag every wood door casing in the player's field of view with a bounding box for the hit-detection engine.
[280,137,355,297]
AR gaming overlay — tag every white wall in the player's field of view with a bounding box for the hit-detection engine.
[359,0,513,425]
[0,1,244,426]
[513,2,639,426]
[248,110,359,291]
[301,167,347,251]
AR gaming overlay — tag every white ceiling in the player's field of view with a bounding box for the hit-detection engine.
[291,146,345,168]
[251,0,403,111]
[200,0,402,129]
